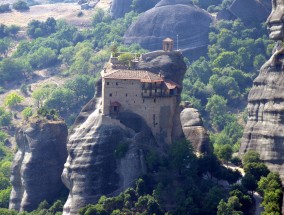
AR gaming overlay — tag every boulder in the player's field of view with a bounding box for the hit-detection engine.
[124,3,213,59]
[9,118,68,212]
[180,108,212,153]
[229,0,271,24]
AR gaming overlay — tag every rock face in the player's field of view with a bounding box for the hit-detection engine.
[9,118,68,212]
[180,108,212,153]
[229,0,271,24]
[240,51,284,179]
[62,51,187,215]
[240,0,284,213]
[124,1,213,59]
[110,0,132,19]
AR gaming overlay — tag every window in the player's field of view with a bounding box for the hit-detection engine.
[116,82,118,85]
[107,82,109,85]
[109,93,112,97]
[126,93,128,97]
[154,98,156,103]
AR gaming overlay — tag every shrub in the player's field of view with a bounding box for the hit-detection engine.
[0,4,11,13]
[114,142,129,158]
[12,0,29,11]
[4,92,24,108]
[0,107,12,126]
[22,107,33,119]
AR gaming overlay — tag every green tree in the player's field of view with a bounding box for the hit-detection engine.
[215,144,233,166]
[169,140,196,175]
[0,107,12,126]
[0,4,11,13]
[0,38,11,57]
[243,162,269,181]
[242,150,260,165]
[205,95,228,130]
[241,173,257,193]
[28,47,57,68]
[4,92,24,108]
[118,53,133,66]
[12,0,29,11]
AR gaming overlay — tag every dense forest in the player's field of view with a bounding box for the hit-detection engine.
[0,0,282,214]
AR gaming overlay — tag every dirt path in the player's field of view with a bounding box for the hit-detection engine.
[224,163,263,215]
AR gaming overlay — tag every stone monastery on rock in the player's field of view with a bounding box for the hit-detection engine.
[101,38,180,144]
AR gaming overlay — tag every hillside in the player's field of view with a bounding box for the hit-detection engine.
[0,0,111,28]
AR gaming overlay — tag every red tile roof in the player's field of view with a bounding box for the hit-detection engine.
[103,70,164,83]
[103,69,180,89]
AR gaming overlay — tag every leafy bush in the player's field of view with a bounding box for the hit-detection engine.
[12,0,29,11]
[114,142,129,158]
[0,107,12,126]
[0,4,11,13]
[22,107,33,119]
[4,92,24,108]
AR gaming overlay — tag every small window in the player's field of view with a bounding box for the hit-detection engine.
[154,98,156,103]
[109,93,112,97]
[107,82,109,85]
[134,101,135,103]
[116,82,118,85]
[126,93,128,97]
[136,94,137,97]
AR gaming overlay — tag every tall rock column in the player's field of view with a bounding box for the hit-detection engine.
[239,0,284,212]
[9,117,68,212]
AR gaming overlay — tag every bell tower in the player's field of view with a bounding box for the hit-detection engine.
[163,38,174,52]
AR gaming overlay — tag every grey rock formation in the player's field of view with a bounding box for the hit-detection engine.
[62,51,187,215]
[9,118,68,212]
[124,2,213,59]
[229,0,271,24]
[240,0,284,212]
[137,51,187,87]
[110,0,132,19]
[110,0,159,18]
[180,108,212,153]
[62,107,157,215]
[240,0,284,170]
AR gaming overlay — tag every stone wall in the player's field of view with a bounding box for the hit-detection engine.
[102,78,177,144]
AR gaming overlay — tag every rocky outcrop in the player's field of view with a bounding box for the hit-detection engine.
[124,1,213,59]
[9,118,68,212]
[229,0,271,24]
[240,50,284,180]
[110,0,132,19]
[180,108,212,153]
[62,107,158,215]
[62,51,187,215]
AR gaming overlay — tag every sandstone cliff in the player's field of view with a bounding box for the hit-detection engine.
[124,1,213,59]
[9,117,68,212]
[61,51,187,215]
[240,50,284,179]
